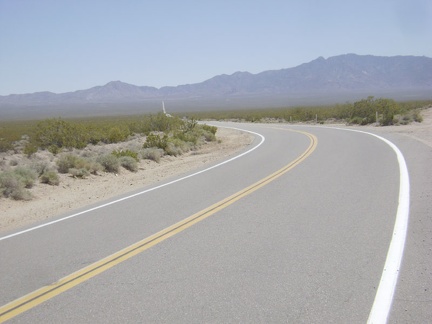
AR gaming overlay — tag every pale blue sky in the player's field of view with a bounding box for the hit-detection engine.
[1,0,431,95]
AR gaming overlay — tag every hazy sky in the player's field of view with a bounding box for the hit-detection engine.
[1,0,431,95]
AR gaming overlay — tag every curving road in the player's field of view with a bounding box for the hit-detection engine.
[0,122,430,323]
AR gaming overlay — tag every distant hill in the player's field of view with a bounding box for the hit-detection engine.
[161,54,432,97]
[1,54,431,119]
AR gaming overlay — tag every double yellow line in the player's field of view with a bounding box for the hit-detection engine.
[0,128,317,322]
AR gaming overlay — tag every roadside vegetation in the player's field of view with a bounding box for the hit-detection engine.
[186,97,431,126]
[0,97,429,200]
[0,113,217,200]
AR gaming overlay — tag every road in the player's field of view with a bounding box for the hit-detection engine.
[0,122,430,323]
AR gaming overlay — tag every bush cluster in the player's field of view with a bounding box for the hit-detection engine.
[55,150,143,177]
[143,133,169,150]
[29,160,51,176]
[56,153,102,178]
[399,108,423,125]
[0,114,219,201]
[0,140,13,153]
[40,170,60,185]
[142,122,217,157]
[0,157,65,200]
[1,99,429,157]
[35,119,88,153]
[13,167,38,188]
[185,98,431,126]
[112,149,139,161]
[141,148,164,163]
[97,154,120,173]
[34,118,133,153]
[347,96,400,125]
[0,168,37,200]
[20,113,215,154]
[118,156,138,172]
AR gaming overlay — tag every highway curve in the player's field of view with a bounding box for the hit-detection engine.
[0,122,430,323]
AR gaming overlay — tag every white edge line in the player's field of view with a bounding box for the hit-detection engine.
[322,126,410,324]
[0,126,265,242]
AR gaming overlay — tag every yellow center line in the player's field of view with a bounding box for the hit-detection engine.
[0,128,317,323]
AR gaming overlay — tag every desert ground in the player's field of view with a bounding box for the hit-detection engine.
[1,107,431,233]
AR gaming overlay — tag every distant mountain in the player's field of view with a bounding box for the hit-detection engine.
[1,54,431,118]
[0,81,160,105]
[162,54,432,96]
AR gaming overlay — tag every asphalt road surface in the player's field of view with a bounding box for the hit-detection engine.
[0,122,430,323]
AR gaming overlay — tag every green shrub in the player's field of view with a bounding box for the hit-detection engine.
[245,115,261,123]
[352,96,376,123]
[141,148,164,163]
[40,170,60,185]
[119,156,138,172]
[201,124,217,135]
[35,118,89,150]
[174,131,199,145]
[48,144,62,155]
[23,143,38,157]
[376,98,400,126]
[148,113,180,133]
[413,110,423,122]
[57,154,81,173]
[74,158,92,170]
[14,167,38,188]
[87,161,104,175]
[172,137,193,151]
[350,116,365,125]
[201,130,216,142]
[165,142,183,156]
[56,153,104,175]
[0,171,20,197]
[87,128,105,145]
[69,168,90,178]
[360,118,370,125]
[181,118,198,132]
[97,154,120,173]
[0,139,13,153]
[112,149,139,161]
[108,126,131,143]
[143,133,169,150]
[0,171,32,200]
[10,185,32,200]
[30,160,51,176]
[398,109,423,125]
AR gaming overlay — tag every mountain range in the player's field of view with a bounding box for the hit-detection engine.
[1,54,431,119]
